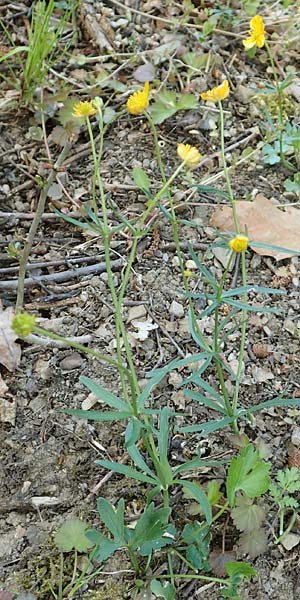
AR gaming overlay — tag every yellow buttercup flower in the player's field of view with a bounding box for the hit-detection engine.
[177,143,201,168]
[12,313,36,337]
[127,81,150,115]
[243,15,265,49]
[200,80,229,103]
[229,235,248,253]
[72,101,97,118]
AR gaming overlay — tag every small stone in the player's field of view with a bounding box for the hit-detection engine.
[170,300,185,318]
[291,426,300,447]
[59,352,84,371]
[212,246,233,270]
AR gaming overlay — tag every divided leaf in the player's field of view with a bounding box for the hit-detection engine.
[226,444,271,506]
[231,495,266,531]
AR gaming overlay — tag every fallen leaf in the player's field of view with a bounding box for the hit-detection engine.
[210,193,300,260]
[209,550,236,577]
[0,302,21,371]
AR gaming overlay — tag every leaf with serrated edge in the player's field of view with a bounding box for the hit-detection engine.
[237,529,268,558]
[231,496,266,531]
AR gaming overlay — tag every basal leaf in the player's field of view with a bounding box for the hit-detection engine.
[231,496,266,531]
[226,445,271,506]
[237,529,268,558]
[54,519,94,553]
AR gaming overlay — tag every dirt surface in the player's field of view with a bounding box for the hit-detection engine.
[1,1,300,599]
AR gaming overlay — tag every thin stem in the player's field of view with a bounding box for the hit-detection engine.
[276,510,297,543]
[218,100,239,234]
[32,325,128,372]
[213,252,236,422]
[16,142,71,312]
[58,552,64,600]
[144,112,211,353]
[86,114,139,408]
[231,251,247,421]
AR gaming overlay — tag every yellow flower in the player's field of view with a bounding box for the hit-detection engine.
[243,15,265,49]
[200,80,229,103]
[229,235,248,253]
[177,143,201,168]
[12,313,36,337]
[72,101,97,118]
[127,81,150,115]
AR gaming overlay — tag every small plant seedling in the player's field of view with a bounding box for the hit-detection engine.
[269,466,300,543]
[49,519,101,600]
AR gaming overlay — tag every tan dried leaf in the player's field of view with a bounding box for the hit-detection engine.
[210,193,300,260]
[0,303,21,371]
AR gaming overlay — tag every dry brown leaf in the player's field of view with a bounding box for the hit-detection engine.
[210,193,300,260]
[0,302,21,371]
[209,550,236,577]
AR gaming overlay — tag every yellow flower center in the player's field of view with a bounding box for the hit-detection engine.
[229,235,248,253]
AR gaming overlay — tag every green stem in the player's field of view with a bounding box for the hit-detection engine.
[213,253,235,420]
[218,100,239,234]
[231,251,247,424]
[58,552,64,600]
[127,547,140,574]
[276,510,297,544]
[145,111,211,353]
[32,325,127,372]
[86,114,139,410]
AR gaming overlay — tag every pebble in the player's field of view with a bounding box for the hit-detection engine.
[170,300,185,318]
[59,352,85,371]
[291,426,300,447]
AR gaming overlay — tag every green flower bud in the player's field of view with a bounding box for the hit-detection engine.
[12,313,36,337]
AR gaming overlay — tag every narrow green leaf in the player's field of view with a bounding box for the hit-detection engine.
[184,389,226,414]
[176,480,212,524]
[177,416,234,435]
[251,241,300,256]
[80,375,128,411]
[222,285,285,298]
[246,397,300,413]
[188,244,218,289]
[126,443,157,479]
[64,408,130,421]
[158,407,170,457]
[227,299,281,313]
[132,167,150,192]
[95,460,159,485]
[97,497,125,543]
[173,457,224,476]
